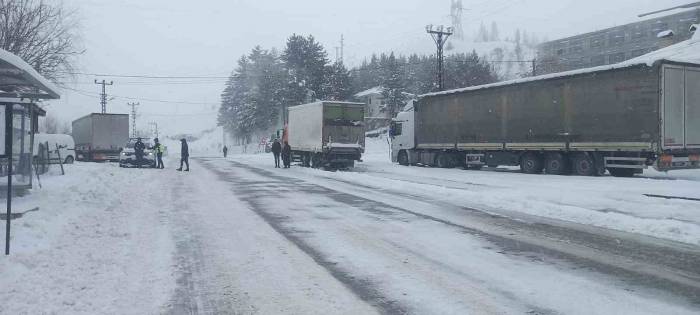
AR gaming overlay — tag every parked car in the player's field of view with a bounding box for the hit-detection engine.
[33,133,76,164]
[119,138,156,168]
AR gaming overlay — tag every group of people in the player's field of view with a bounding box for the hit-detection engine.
[270,138,291,168]
[132,137,189,171]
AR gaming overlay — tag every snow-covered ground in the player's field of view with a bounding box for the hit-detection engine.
[0,135,698,313]
[231,136,700,246]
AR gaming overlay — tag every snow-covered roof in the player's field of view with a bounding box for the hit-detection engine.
[421,37,700,99]
[0,48,60,99]
[354,86,384,98]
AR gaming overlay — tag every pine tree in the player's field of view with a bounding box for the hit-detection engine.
[489,22,500,41]
[323,62,352,101]
[380,52,407,117]
[282,34,329,105]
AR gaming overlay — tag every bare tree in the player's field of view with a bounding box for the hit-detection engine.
[0,0,81,82]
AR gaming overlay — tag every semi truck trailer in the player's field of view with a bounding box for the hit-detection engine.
[286,101,365,169]
[390,41,700,177]
[72,113,129,162]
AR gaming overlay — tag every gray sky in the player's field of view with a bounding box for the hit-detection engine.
[52,0,691,135]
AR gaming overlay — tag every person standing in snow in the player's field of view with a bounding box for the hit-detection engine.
[177,138,190,171]
[223,145,228,158]
[134,137,146,168]
[281,141,291,168]
[153,138,165,169]
[271,138,282,168]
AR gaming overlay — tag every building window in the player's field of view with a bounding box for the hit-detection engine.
[590,35,604,48]
[609,52,626,64]
[608,31,625,46]
[631,25,647,40]
[591,55,606,66]
[569,40,583,53]
[556,48,565,56]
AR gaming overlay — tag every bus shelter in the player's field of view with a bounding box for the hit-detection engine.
[0,48,60,255]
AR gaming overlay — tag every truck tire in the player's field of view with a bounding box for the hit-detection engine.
[608,168,635,177]
[311,154,322,169]
[436,153,452,168]
[64,156,75,164]
[545,153,570,175]
[520,152,544,174]
[571,153,595,176]
[398,151,409,166]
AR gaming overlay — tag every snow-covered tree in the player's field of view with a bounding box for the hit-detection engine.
[380,52,407,117]
[489,22,500,41]
[281,34,329,105]
[323,61,352,101]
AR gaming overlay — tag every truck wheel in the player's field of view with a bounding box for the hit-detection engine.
[398,151,409,166]
[608,168,635,177]
[571,153,595,176]
[436,153,452,168]
[64,156,75,164]
[520,153,544,174]
[303,153,311,167]
[545,153,570,175]
[311,154,322,169]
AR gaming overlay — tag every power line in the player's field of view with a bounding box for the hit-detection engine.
[61,86,220,105]
[59,71,230,79]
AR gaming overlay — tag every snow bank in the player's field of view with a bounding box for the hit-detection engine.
[0,163,175,314]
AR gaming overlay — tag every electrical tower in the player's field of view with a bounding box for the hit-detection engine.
[450,0,464,40]
[149,121,159,139]
[334,34,345,64]
[426,25,454,91]
[128,102,140,137]
[94,79,114,113]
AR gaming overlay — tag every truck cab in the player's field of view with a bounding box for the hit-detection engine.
[390,106,415,165]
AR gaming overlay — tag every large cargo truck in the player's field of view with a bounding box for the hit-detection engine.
[72,113,129,162]
[390,43,700,177]
[286,101,365,168]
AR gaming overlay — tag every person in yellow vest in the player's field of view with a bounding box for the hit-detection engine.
[153,138,165,169]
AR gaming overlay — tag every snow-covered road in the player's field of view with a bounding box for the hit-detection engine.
[1,152,700,314]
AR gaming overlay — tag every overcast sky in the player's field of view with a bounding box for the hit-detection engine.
[51,0,692,135]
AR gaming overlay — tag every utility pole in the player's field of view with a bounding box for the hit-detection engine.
[128,102,140,137]
[94,79,114,113]
[426,25,453,91]
[340,34,344,64]
[532,59,537,76]
[149,121,159,139]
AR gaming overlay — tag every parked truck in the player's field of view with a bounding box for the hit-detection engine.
[72,113,129,162]
[285,101,365,169]
[390,41,700,177]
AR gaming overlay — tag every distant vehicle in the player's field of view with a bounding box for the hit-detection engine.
[33,133,76,164]
[285,101,365,169]
[391,57,700,177]
[72,113,129,162]
[119,138,156,168]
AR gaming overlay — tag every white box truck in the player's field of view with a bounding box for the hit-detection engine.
[286,101,365,169]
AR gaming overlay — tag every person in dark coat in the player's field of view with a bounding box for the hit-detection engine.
[153,138,165,169]
[271,139,282,168]
[282,141,291,168]
[223,145,228,158]
[134,137,146,168]
[177,138,190,171]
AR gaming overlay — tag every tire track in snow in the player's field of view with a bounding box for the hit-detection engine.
[210,158,700,310]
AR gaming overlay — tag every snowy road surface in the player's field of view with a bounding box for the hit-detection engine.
[1,153,699,314]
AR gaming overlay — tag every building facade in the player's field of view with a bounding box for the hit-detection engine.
[537,8,700,74]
